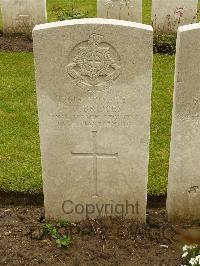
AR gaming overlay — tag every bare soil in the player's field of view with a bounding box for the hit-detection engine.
[0,193,183,266]
[0,34,33,52]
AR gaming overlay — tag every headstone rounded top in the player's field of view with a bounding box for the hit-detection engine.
[178,22,200,33]
[33,18,153,32]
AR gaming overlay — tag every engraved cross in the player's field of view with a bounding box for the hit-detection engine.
[88,53,101,68]
[71,131,118,197]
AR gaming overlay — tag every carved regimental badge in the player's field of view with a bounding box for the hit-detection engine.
[67,34,121,90]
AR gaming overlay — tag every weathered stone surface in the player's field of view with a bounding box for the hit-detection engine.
[167,24,200,223]
[152,0,198,33]
[97,0,142,23]
[2,0,47,35]
[33,18,153,222]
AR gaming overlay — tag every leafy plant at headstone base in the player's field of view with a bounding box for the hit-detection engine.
[153,33,176,55]
[51,5,88,21]
[44,223,72,248]
[181,245,200,266]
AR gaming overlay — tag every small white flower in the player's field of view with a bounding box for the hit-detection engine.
[120,0,126,6]
[120,0,130,6]
[189,257,198,266]
[183,245,198,251]
[195,255,200,263]
[183,245,188,251]
[105,0,113,6]
[182,251,188,258]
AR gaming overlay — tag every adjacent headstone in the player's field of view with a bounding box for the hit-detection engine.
[152,0,198,33]
[33,18,153,222]
[167,24,200,223]
[97,0,142,23]
[2,0,47,35]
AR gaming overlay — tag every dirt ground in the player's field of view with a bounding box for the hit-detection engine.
[0,193,184,266]
[0,34,33,52]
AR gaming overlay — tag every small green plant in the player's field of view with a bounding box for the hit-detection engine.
[57,220,70,227]
[52,6,88,21]
[153,33,177,55]
[182,245,200,266]
[56,235,72,248]
[44,223,72,248]
[44,223,59,238]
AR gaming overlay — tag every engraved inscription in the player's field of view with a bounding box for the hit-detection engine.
[67,34,121,91]
[71,131,118,197]
[16,14,30,27]
[178,96,200,120]
[53,113,133,127]
[50,94,135,128]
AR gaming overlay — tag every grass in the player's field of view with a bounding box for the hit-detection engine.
[0,53,42,193]
[0,52,175,195]
[143,0,152,25]
[149,54,175,195]
[47,0,97,22]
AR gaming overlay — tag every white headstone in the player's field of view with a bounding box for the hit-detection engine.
[2,0,47,35]
[167,24,200,223]
[33,18,153,222]
[152,0,198,33]
[97,0,142,23]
